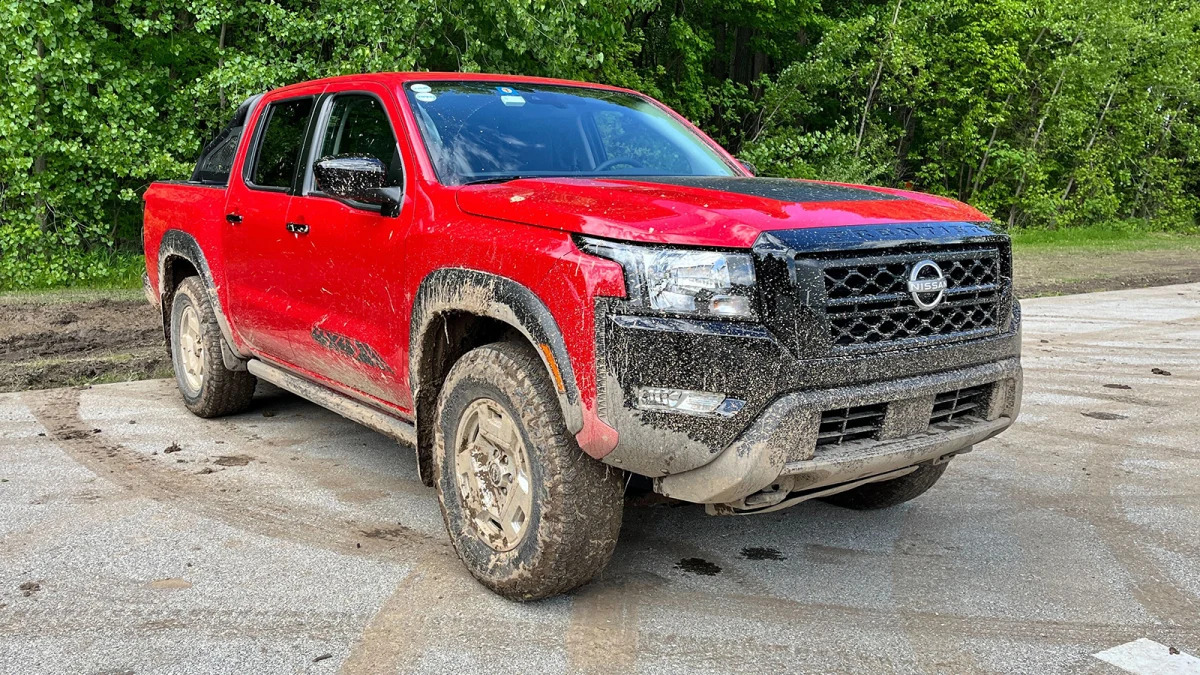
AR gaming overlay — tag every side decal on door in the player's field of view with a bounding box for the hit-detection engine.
[311,326,394,373]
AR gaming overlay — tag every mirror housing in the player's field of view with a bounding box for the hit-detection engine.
[313,155,402,217]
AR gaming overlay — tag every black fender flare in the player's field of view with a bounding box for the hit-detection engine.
[409,268,583,434]
[157,229,248,369]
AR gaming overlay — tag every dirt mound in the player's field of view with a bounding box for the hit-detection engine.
[0,294,169,392]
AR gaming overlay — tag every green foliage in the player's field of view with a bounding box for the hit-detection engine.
[1,0,1198,288]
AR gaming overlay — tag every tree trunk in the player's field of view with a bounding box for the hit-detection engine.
[1128,100,1186,218]
[1006,32,1082,227]
[1007,64,1068,227]
[218,22,227,109]
[34,37,48,231]
[855,0,903,155]
[1062,86,1116,201]
[970,27,1047,201]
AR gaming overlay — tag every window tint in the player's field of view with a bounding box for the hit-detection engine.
[191,95,260,185]
[250,97,315,188]
[317,95,402,186]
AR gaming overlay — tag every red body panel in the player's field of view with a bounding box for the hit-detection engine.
[143,71,989,457]
[455,177,989,248]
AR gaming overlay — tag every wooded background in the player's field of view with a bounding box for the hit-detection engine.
[2,0,1197,287]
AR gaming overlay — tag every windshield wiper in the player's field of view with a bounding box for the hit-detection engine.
[460,175,536,186]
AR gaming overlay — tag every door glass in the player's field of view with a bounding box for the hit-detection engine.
[317,95,403,186]
[250,97,315,188]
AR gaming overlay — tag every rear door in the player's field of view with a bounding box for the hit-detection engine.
[280,85,413,404]
[222,89,322,361]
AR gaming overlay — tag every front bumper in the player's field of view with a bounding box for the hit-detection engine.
[654,358,1021,505]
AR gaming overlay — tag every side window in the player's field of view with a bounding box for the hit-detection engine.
[317,95,402,187]
[592,109,689,174]
[191,95,260,185]
[192,132,240,184]
[250,97,315,189]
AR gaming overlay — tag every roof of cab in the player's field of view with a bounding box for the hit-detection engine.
[266,72,634,97]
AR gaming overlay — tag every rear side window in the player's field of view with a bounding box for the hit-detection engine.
[191,95,260,185]
[250,97,315,189]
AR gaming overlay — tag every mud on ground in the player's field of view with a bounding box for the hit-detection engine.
[0,290,169,393]
[1013,247,1200,297]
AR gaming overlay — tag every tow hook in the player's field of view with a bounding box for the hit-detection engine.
[706,482,790,515]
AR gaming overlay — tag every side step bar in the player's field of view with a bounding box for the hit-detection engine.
[247,359,417,446]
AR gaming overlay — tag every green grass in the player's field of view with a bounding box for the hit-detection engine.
[0,251,144,293]
[0,286,144,305]
[1009,223,1200,252]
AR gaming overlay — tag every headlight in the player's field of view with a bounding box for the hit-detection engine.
[578,236,757,319]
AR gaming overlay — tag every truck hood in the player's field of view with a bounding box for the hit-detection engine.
[455,176,991,248]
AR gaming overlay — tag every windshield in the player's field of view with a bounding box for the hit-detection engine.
[403,81,738,185]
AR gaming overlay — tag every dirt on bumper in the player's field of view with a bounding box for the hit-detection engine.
[654,358,1022,506]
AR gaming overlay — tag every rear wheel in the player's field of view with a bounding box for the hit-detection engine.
[433,341,624,600]
[169,277,257,418]
[820,461,950,510]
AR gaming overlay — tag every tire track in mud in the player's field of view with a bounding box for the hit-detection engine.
[24,386,448,567]
[339,552,485,674]
[25,385,483,672]
[634,584,1198,647]
[1083,441,1200,627]
[18,383,570,673]
[1015,370,1200,625]
[997,336,1200,631]
[0,605,374,641]
[888,506,990,673]
[565,574,652,674]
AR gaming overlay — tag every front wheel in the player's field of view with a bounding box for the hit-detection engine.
[820,461,950,510]
[433,341,624,600]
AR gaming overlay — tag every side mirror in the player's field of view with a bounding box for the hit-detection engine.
[738,159,758,177]
[313,155,402,217]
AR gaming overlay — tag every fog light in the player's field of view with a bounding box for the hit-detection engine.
[635,387,744,417]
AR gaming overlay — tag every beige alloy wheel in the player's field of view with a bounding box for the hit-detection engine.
[177,303,205,394]
[168,276,257,418]
[432,341,624,599]
[453,397,534,552]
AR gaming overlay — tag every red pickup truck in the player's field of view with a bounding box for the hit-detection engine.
[143,72,1022,599]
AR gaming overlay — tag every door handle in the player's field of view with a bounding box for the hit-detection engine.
[225,213,243,225]
[286,222,309,235]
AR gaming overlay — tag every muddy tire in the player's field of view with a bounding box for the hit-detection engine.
[820,461,950,510]
[433,341,624,600]
[169,277,257,418]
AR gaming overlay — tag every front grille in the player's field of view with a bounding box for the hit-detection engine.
[929,384,991,426]
[821,247,1003,348]
[816,403,886,446]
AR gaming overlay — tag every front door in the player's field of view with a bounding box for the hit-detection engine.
[282,88,413,406]
[222,92,321,361]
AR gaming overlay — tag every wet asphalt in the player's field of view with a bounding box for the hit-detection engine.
[1,283,1198,674]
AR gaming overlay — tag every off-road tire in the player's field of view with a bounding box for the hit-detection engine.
[820,461,950,510]
[169,277,257,418]
[433,341,624,600]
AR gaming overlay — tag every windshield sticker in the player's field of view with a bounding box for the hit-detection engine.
[415,92,436,103]
[410,83,431,93]
[495,86,526,106]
